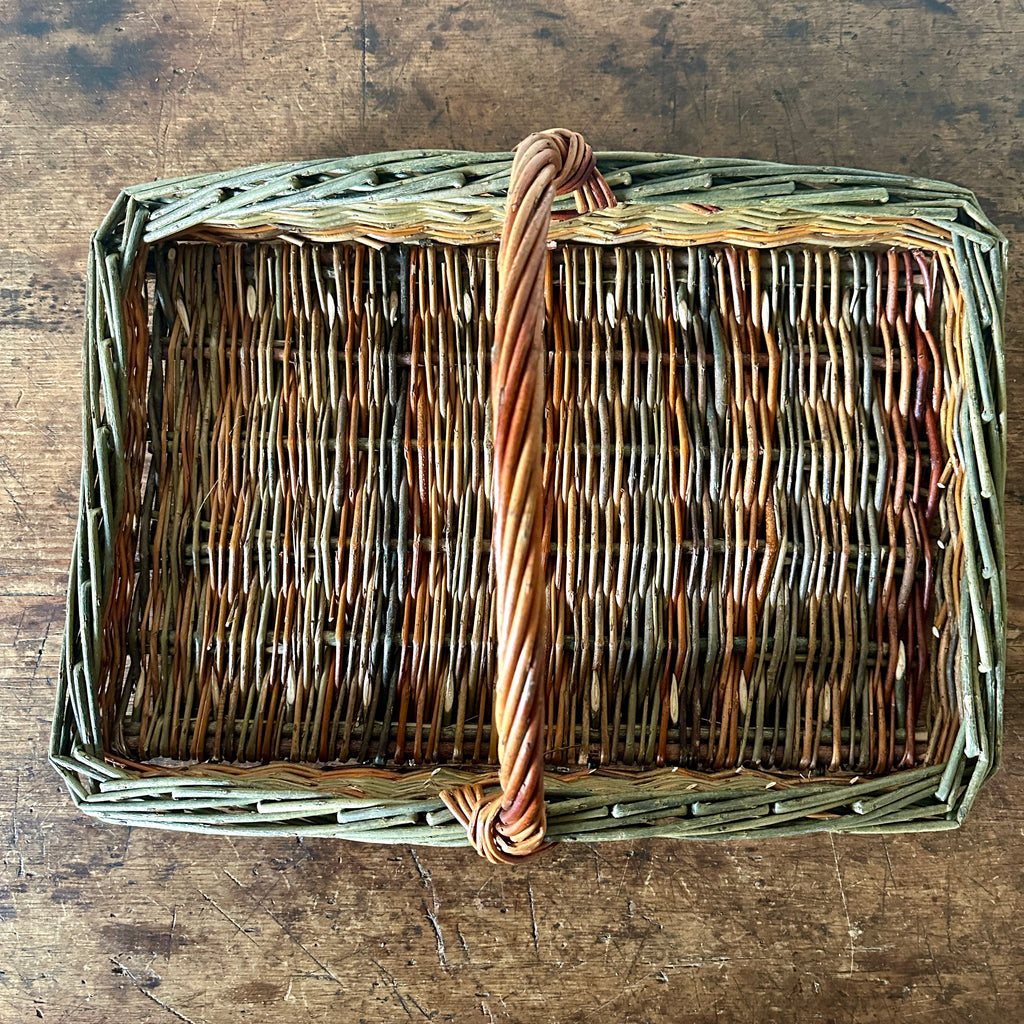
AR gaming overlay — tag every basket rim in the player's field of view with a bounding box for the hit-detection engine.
[117,146,1006,254]
[49,742,969,844]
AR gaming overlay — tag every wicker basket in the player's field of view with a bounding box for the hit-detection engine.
[52,130,1007,861]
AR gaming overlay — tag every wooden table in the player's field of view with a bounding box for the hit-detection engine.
[2,2,1021,1020]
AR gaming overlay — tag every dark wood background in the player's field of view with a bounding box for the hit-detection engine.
[2,2,1022,1021]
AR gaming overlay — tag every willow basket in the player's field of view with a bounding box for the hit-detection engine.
[52,131,1007,861]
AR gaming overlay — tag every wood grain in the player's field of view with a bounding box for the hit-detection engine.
[1,1,1022,1020]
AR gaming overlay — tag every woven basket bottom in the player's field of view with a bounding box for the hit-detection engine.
[96,238,963,783]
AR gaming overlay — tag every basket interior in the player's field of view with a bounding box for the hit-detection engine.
[95,237,965,780]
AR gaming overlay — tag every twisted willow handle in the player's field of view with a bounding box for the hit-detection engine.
[439,130,616,863]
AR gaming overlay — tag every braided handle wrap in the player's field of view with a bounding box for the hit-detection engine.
[440,130,616,862]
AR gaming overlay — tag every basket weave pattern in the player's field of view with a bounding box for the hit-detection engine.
[52,132,1007,857]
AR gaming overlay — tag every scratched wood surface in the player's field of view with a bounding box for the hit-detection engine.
[2,1,1023,1021]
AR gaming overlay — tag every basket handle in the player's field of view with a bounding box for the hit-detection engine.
[440,130,616,862]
